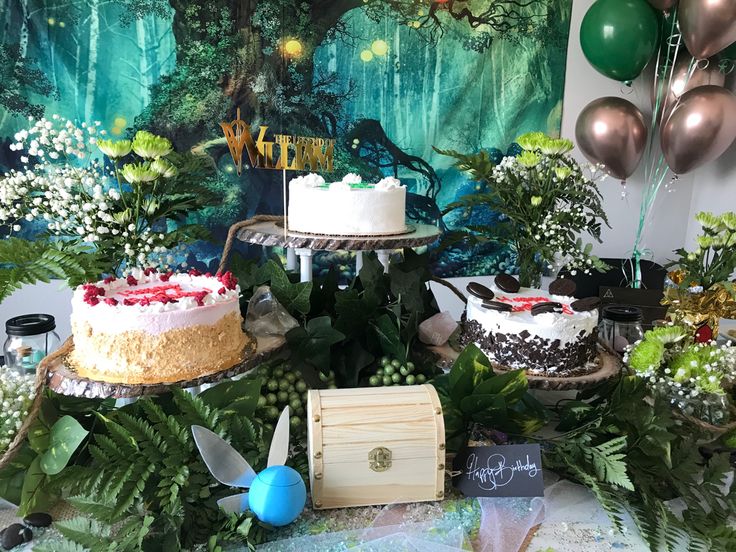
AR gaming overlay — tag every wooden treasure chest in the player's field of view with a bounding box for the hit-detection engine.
[307,384,445,509]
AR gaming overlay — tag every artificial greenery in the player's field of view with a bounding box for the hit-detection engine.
[437,131,609,287]
[230,249,440,389]
[0,238,105,302]
[0,377,287,551]
[545,375,736,552]
[667,211,736,290]
[431,344,547,452]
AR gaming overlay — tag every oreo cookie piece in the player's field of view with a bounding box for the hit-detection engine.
[466,282,495,301]
[548,277,576,297]
[494,274,521,293]
[482,300,513,312]
[531,301,564,316]
[570,296,601,312]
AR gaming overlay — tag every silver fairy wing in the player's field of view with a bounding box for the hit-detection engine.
[192,425,257,488]
[267,406,291,467]
[216,492,250,514]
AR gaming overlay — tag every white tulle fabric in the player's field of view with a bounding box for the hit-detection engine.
[255,478,623,551]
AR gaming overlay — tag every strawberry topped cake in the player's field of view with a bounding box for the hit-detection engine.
[68,268,249,384]
[463,275,600,376]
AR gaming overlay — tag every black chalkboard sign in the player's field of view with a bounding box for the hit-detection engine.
[452,444,544,498]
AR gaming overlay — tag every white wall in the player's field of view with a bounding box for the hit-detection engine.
[2,0,735,346]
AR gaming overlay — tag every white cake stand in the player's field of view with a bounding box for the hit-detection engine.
[234,219,440,282]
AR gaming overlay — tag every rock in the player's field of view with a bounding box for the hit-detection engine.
[23,512,52,528]
[418,311,458,346]
[2,524,32,550]
[244,286,299,337]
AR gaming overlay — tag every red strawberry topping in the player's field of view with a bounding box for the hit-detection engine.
[218,286,226,295]
[159,271,173,282]
[123,298,136,306]
[217,271,238,290]
[188,268,202,276]
[143,267,156,276]
[126,274,138,286]
[103,276,116,284]
[104,298,118,306]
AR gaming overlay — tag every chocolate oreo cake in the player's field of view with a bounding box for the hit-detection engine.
[463,276,600,376]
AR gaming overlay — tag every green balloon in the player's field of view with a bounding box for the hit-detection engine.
[580,0,660,82]
[721,41,736,62]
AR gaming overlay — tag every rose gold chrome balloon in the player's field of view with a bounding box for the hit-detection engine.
[679,0,736,59]
[647,0,677,10]
[575,97,648,180]
[661,85,736,174]
[652,57,726,120]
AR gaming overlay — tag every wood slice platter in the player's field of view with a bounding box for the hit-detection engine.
[44,334,287,399]
[427,343,622,391]
[235,219,440,251]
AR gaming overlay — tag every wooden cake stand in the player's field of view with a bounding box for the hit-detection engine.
[234,219,440,282]
[43,334,287,399]
[428,343,622,391]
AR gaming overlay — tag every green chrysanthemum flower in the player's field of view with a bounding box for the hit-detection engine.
[151,158,178,178]
[553,166,573,180]
[644,325,687,346]
[721,212,736,231]
[131,130,172,159]
[517,151,541,168]
[628,339,664,373]
[121,162,159,184]
[695,211,724,231]
[540,138,574,156]
[530,195,542,207]
[516,132,546,151]
[97,139,132,159]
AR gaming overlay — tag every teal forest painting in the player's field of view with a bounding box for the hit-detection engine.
[0,0,572,277]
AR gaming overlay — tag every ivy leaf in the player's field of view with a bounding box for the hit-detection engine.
[389,261,426,315]
[448,344,493,406]
[259,260,312,315]
[472,369,528,404]
[357,253,387,298]
[334,288,378,337]
[372,314,405,363]
[309,266,340,316]
[199,376,262,417]
[286,316,345,374]
[39,415,89,475]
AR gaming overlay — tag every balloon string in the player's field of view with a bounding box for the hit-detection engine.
[630,9,680,289]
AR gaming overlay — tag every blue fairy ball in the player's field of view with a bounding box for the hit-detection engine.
[506,142,523,157]
[487,147,505,165]
[248,465,307,526]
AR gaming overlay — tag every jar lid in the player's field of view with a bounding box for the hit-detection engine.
[602,305,642,323]
[5,314,56,336]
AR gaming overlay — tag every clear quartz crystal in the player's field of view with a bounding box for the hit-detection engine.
[418,311,458,346]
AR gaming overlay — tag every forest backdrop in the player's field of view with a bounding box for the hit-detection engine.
[0,0,572,277]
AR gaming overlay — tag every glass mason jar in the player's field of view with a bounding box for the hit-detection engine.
[599,305,644,353]
[3,314,60,374]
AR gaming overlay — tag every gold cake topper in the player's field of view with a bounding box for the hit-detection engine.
[220,108,335,175]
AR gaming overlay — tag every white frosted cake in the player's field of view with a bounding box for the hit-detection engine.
[287,173,406,236]
[463,276,600,376]
[69,268,249,384]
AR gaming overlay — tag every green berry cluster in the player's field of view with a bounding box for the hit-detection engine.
[368,357,427,387]
[254,363,336,433]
